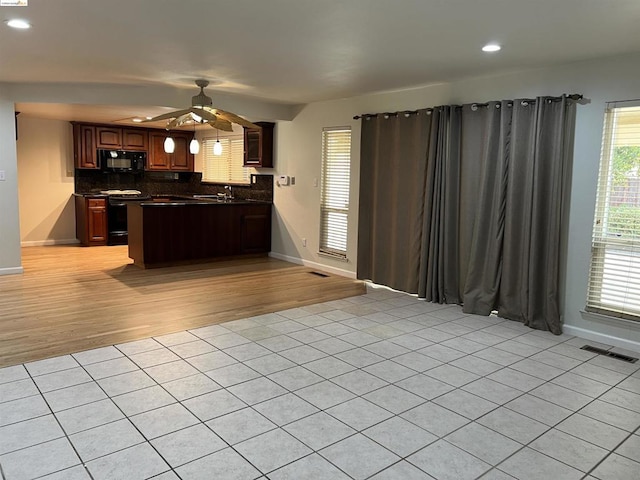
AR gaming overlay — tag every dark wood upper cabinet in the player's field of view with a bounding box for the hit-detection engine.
[148,132,171,170]
[96,126,148,151]
[169,135,192,171]
[122,129,149,151]
[73,123,98,169]
[96,126,122,149]
[148,131,194,171]
[72,122,189,171]
[243,122,274,168]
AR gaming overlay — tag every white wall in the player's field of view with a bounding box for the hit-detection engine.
[269,54,640,350]
[0,93,22,275]
[16,116,76,246]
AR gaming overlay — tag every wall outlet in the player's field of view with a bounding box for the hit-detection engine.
[313,178,318,187]
[302,238,307,247]
[0,170,5,181]
[291,176,296,185]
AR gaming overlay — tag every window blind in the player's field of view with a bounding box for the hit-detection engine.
[587,101,640,321]
[320,127,351,258]
[202,136,248,184]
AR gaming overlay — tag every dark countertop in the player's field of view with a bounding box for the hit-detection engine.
[138,198,271,207]
[72,193,108,198]
[137,195,271,207]
[73,193,271,206]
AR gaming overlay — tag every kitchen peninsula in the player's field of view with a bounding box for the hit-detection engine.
[128,196,272,268]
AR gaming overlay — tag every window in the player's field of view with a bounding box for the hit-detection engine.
[587,101,640,320]
[320,127,351,259]
[202,136,249,184]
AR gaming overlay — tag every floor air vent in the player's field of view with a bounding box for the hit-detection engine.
[580,345,638,364]
[309,271,329,278]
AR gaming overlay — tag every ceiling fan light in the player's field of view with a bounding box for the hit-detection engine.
[190,138,200,155]
[164,136,175,154]
[213,140,223,156]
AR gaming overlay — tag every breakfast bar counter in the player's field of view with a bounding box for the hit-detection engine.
[127,197,272,268]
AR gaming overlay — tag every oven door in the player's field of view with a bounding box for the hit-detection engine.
[107,198,129,245]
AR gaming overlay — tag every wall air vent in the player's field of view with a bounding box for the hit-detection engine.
[580,345,638,364]
[309,271,329,278]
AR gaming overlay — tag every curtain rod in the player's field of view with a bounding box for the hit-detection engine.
[353,94,583,120]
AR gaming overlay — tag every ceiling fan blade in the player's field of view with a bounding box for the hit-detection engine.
[144,108,193,122]
[208,108,260,129]
[166,116,190,129]
[209,118,234,132]
[191,109,234,131]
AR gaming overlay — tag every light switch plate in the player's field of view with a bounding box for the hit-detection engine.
[0,170,5,181]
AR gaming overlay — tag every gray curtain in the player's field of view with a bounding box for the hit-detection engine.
[358,96,577,334]
[497,97,576,333]
[357,110,431,293]
[418,106,462,303]
[462,101,511,315]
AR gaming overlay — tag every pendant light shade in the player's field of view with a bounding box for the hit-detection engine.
[213,140,223,156]
[189,138,200,154]
[164,136,175,154]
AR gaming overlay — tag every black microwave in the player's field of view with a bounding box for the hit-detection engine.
[99,149,146,172]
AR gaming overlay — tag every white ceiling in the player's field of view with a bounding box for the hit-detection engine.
[3,0,640,119]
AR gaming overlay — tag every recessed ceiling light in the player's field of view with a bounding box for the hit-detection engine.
[132,118,143,123]
[482,44,501,53]
[5,18,31,29]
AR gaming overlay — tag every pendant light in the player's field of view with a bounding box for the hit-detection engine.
[213,128,222,156]
[164,135,175,154]
[189,121,200,154]
[190,137,200,154]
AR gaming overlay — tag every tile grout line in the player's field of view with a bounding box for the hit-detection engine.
[582,423,640,479]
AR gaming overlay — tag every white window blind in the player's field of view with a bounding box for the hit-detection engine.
[202,136,249,184]
[587,101,640,321]
[320,127,351,259]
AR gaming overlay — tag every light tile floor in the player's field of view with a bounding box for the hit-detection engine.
[1,288,640,480]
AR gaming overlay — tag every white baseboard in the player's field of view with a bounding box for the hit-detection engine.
[563,324,640,354]
[269,252,356,279]
[21,239,80,247]
[0,266,24,276]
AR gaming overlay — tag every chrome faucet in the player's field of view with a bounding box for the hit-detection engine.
[224,185,233,199]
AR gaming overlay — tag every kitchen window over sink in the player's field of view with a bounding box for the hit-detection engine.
[202,136,249,184]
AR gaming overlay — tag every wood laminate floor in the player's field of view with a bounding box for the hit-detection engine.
[0,246,365,367]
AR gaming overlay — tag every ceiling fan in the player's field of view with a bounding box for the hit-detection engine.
[144,79,259,132]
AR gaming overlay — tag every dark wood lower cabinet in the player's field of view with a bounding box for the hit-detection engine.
[75,196,108,246]
[128,202,272,268]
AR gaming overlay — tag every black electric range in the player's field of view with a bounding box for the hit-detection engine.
[100,190,151,245]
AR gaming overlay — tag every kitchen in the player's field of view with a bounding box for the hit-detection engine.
[70,119,274,267]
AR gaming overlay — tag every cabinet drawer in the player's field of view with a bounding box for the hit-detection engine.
[87,199,106,208]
